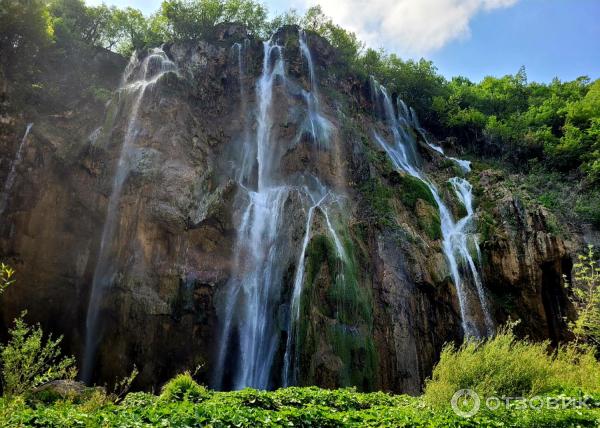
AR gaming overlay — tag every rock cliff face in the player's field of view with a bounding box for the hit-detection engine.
[0,25,576,393]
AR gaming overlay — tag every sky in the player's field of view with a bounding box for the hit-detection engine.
[86,0,600,83]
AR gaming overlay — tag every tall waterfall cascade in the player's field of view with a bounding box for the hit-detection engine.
[213,32,351,390]
[0,123,33,219]
[371,79,494,338]
[82,48,178,382]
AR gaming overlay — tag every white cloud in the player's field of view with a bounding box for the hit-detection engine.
[304,0,518,56]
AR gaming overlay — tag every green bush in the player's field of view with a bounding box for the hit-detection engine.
[120,391,157,408]
[0,312,77,396]
[568,245,600,348]
[159,372,209,402]
[424,325,600,408]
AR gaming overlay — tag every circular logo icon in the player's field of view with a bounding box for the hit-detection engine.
[451,389,480,418]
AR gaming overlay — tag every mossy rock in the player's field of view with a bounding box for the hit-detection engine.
[394,173,436,208]
[415,199,442,240]
[299,230,377,390]
[27,380,105,405]
[366,148,395,176]
[305,234,337,289]
[478,211,499,243]
[359,177,396,229]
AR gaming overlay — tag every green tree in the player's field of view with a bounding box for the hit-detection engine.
[0,0,53,80]
[222,0,268,36]
[160,0,224,40]
[111,7,153,54]
[299,6,363,66]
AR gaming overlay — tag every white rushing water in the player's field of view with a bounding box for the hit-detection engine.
[371,79,494,338]
[0,123,33,219]
[82,48,178,382]
[298,30,332,148]
[232,40,255,184]
[213,39,289,390]
[214,32,347,390]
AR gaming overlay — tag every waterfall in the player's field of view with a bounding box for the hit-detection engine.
[215,31,350,390]
[298,30,332,148]
[371,79,494,338]
[409,110,472,174]
[233,40,255,184]
[0,123,33,219]
[281,183,347,387]
[213,40,289,390]
[281,187,325,387]
[82,48,178,383]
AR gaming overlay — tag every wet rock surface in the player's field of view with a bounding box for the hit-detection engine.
[0,25,577,392]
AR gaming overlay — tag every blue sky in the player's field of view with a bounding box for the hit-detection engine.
[86,0,599,83]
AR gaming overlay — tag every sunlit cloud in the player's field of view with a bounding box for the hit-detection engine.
[303,0,519,56]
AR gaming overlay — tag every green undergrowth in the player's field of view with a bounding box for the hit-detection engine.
[2,327,600,426]
[1,386,598,427]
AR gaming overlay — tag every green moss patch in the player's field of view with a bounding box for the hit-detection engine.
[298,225,377,390]
[395,174,436,209]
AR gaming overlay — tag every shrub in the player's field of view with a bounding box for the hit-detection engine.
[0,312,77,396]
[109,365,139,403]
[568,245,600,349]
[423,324,600,408]
[550,344,600,393]
[120,391,157,408]
[160,372,209,402]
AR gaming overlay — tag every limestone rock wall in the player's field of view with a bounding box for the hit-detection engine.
[0,25,577,392]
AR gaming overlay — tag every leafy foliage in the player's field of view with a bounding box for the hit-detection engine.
[433,72,599,183]
[424,324,600,408]
[0,312,77,396]
[159,372,209,402]
[0,263,15,295]
[0,0,53,82]
[0,385,598,427]
[568,245,600,349]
